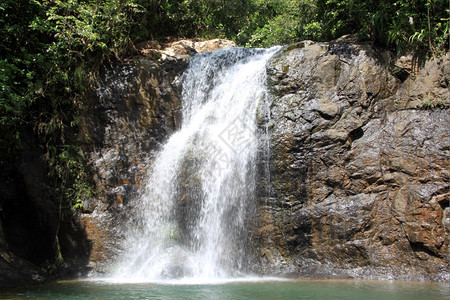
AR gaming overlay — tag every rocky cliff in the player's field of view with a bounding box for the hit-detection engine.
[1,38,448,285]
[255,41,449,281]
[71,40,450,281]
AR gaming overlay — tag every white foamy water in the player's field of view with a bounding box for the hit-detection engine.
[112,47,280,282]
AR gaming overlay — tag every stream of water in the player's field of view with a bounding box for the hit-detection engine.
[112,47,280,282]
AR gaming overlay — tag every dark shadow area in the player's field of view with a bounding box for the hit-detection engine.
[0,135,92,286]
[349,127,364,142]
[1,174,56,266]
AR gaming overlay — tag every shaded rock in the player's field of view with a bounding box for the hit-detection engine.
[395,52,450,109]
[0,206,47,287]
[0,135,91,286]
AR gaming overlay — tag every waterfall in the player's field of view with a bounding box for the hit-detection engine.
[112,46,279,282]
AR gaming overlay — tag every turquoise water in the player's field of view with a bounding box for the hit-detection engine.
[1,279,448,300]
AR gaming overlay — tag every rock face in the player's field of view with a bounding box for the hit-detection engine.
[81,40,448,280]
[79,58,186,271]
[254,42,449,281]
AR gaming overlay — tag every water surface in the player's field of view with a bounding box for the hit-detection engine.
[2,279,448,300]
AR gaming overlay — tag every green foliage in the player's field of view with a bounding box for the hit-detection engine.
[247,15,297,47]
[309,0,449,56]
[228,0,449,56]
[48,144,94,211]
[170,0,255,40]
[138,0,448,56]
[0,0,135,211]
[245,0,314,47]
[1,0,42,156]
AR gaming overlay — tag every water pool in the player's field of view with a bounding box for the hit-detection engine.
[1,279,448,300]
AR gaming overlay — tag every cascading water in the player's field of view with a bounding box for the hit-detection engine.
[112,46,279,282]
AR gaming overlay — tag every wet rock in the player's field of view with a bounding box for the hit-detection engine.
[79,52,188,267]
[257,41,449,281]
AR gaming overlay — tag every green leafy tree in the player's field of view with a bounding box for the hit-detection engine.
[1,0,142,212]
